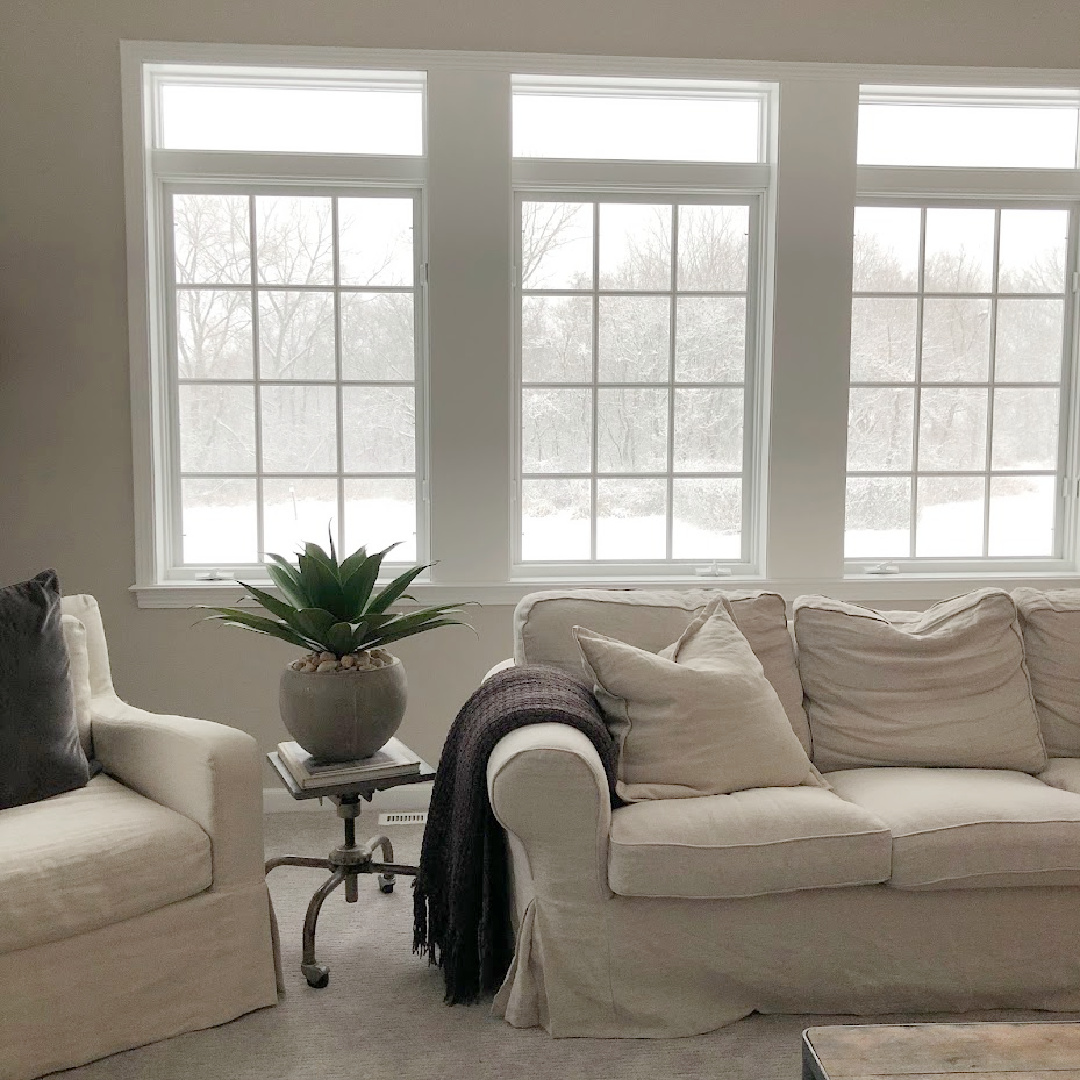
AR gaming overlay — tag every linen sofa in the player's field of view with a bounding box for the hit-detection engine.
[0,594,279,1080]
[486,587,1080,1038]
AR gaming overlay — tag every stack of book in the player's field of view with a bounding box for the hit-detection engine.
[277,737,422,790]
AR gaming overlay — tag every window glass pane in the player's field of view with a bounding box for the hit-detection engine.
[257,291,336,379]
[341,293,414,381]
[181,478,257,563]
[672,479,741,559]
[179,385,256,473]
[255,196,334,286]
[857,99,1078,168]
[850,298,917,382]
[176,290,253,379]
[521,479,591,561]
[599,204,671,291]
[920,298,991,382]
[263,478,338,560]
[992,388,1059,471]
[988,476,1055,557]
[675,297,745,382]
[595,479,666,559]
[160,80,423,155]
[915,476,985,557]
[342,386,415,473]
[995,299,1064,382]
[521,202,593,289]
[344,479,416,562]
[260,385,337,472]
[924,208,995,293]
[598,296,669,381]
[673,388,742,472]
[845,477,911,558]
[597,388,668,473]
[521,296,592,382]
[847,388,914,471]
[918,387,987,471]
[513,87,761,163]
[677,205,749,291]
[338,198,414,287]
[521,388,591,473]
[174,194,251,285]
[852,207,920,292]
[999,209,1068,293]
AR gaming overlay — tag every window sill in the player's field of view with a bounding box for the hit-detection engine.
[133,569,1080,609]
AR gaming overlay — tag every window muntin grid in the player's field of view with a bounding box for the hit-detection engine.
[845,202,1074,561]
[517,195,756,564]
[168,188,423,567]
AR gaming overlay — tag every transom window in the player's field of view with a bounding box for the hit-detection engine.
[846,203,1074,561]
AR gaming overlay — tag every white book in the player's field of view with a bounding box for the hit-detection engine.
[277,737,422,790]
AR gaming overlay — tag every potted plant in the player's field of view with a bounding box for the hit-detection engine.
[205,539,472,762]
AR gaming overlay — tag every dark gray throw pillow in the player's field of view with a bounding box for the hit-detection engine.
[0,570,89,810]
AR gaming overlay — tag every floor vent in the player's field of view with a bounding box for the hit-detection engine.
[378,811,428,825]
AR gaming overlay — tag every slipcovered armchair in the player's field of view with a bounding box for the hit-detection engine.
[0,594,279,1080]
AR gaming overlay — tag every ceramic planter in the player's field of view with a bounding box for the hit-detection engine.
[279,655,407,762]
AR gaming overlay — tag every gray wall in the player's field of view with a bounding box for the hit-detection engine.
[3,0,1080,768]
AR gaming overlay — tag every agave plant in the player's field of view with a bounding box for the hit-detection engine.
[204,539,472,659]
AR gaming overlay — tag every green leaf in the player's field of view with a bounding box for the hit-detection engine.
[294,607,338,644]
[202,609,317,651]
[265,555,312,609]
[366,617,468,650]
[327,525,337,568]
[304,541,339,581]
[297,553,349,618]
[325,621,359,656]
[337,544,372,582]
[366,564,431,615]
[235,580,301,624]
[342,545,397,616]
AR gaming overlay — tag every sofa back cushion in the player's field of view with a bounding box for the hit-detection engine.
[794,588,1046,773]
[515,588,811,753]
[1013,588,1080,757]
[574,600,819,801]
[61,614,93,758]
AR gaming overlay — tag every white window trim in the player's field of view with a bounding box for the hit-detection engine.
[122,42,1080,607]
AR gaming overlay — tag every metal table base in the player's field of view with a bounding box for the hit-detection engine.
[265,791,420,988]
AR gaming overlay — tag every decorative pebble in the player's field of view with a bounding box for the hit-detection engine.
[340,654,356,669]
[319,651,335,663]
[290,659,304,671]
[317,660,339,672]
[299,663,317,673]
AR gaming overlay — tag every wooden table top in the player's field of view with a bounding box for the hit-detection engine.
[803,1023,1080,1080]
[267,750,436,801]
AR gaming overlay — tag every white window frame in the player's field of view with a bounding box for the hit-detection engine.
[846,84,1080,577]
[122,43,1080,607]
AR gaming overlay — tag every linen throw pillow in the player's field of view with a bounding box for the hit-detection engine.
[1013,587,1080,757]
[574,600,819,801]
[0,570,90,809]
[795,588,1046,773]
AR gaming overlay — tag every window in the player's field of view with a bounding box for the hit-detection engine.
[846,87,1079,569]
[140,66,426,578]
[512,77,771,570]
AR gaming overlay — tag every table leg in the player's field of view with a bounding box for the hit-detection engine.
[301,866,347,988]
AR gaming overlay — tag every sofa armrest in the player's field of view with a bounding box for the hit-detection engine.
[487,722,612,903]
[90,695,265,889]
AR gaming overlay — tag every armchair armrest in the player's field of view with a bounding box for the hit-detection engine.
[487,722,613,903]
[90,694,265,889]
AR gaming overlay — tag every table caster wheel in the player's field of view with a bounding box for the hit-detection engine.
[378,873,395,894]
[302,963,330,989]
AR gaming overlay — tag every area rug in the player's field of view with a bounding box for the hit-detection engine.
[58,808,1076,1079]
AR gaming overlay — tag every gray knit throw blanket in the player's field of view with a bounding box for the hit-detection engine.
[412,665,621,1005]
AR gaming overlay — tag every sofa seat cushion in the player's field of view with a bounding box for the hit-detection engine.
[0,773,213,953]
[826,767,1080,890]
[608,785,892,899]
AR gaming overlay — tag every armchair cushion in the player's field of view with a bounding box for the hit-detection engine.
[0,773,212,953]
[0,570,88,810]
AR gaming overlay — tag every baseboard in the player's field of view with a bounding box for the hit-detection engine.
[263,782,433,815]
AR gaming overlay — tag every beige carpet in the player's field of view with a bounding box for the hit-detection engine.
[60,808,1074,1079]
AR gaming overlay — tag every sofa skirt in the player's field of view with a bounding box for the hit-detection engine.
[0,881,279,1079]
[494,884,1080,1037]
